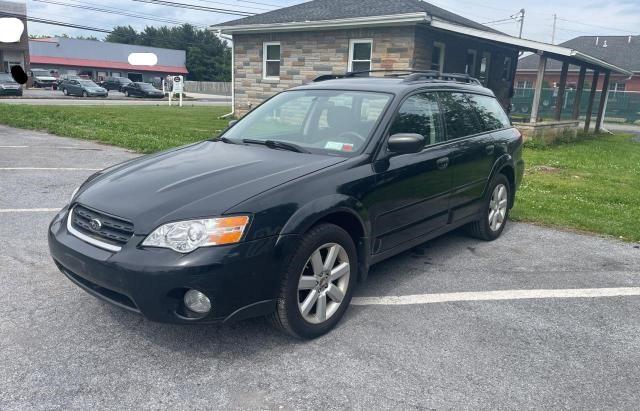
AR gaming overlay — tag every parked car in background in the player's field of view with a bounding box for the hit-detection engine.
[57,74,81,89]
[0,73,23,96]
[30,68,58,89]
[60,79,108,97]
[122,82,165,98]
[101,76,132,92]
[49,71,524,338]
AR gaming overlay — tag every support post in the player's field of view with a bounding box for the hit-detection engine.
[595,70,611,133]
[572,66,587,120]
[554,61,569,121]
[530,54,547,123]
[584,69,599,133]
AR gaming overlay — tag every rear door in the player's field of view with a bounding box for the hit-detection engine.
[370,92,453,254]
[438,92,509,222]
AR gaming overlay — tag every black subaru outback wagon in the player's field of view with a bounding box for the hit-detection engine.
[49,71,524,338]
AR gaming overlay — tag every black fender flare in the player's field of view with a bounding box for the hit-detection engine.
[485,154,516,205]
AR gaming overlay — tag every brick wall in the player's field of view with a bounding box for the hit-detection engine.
[233,26,420,116]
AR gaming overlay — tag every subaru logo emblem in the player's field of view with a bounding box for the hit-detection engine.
[89,218,102,231]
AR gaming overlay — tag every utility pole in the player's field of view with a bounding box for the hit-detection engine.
[518,9,525,38]
[551,14,557,44]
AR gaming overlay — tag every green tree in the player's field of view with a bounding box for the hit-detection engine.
[104,24,230,81]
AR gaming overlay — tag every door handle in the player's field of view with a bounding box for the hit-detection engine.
[485,145,495,155]
[436,157,449,170]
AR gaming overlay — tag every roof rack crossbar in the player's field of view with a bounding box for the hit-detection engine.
[312,70,482,85]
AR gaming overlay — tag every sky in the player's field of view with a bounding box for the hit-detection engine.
[14,0,640,45]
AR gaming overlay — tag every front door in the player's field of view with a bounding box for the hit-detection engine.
[369,92,453,254]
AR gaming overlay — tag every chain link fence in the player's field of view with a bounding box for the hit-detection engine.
[511,88,640,124]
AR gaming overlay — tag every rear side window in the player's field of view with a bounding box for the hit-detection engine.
[389,93,444,146]
[467,94,511,131]
[438,92,483,140]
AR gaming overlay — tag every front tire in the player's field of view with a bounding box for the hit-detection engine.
[467,173,511,241]
[62,88,68,96]
[269,223,357,339]
[82,91,88,98]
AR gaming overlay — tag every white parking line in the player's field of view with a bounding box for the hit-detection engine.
[351,287,640,306]
[0,145,29,148]
[0,208,61,213]
[0,167,101,171]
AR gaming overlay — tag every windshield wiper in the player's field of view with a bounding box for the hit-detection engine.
[242,139,310,153]
[218,136,239,144]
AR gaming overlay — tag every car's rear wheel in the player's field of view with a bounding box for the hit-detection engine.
[467,173,510,241]
[269,223,356,339]
[125,90,130,97]
[62,88,68,96]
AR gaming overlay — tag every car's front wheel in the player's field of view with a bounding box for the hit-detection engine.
[467,173,511,241]
[82,91,88,98]
[270,223,356,339]
[62,88,68,96]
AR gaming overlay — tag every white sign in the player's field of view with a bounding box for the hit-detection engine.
[172,75,183,93]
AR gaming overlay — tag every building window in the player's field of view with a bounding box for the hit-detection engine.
[502,56,513,81]
[609,82,626,92]
[263,42,281,79]
[348,39,372,72]
[516,80,533,89]
[465,50,477,76]
[431,42,445,72]
[478,52,491,86]
[3,61,21,73]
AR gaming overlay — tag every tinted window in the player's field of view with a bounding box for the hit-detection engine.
[467,94,511,131]
[389,93,444,146]
[438,92,483,140]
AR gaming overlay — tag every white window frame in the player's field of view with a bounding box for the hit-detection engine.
[431,42,446,73]
[348,39,373,72]
[263,41,281,80]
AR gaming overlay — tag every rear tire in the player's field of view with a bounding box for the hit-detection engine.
[269,223,357,339]
[467,173,511,241]
[62,88,68,96]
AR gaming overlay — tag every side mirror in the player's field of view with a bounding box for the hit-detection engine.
[387,133,425,155]
[228,120,238,127]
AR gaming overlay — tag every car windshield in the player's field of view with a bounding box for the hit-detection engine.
[139,83,156,90]
[79,80,99,87]
[222,90,392,155]
[119,78,132,83]
[32,70,49,76]
[0,74,16,83]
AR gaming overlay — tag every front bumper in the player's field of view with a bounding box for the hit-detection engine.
[48,207,299,323]
[0,88,22,96]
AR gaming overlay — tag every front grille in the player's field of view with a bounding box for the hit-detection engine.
[71,204,134,246]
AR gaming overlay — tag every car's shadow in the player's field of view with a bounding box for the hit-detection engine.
[100,224,514,350]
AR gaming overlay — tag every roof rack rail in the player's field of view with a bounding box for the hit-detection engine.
[312,70,482,85]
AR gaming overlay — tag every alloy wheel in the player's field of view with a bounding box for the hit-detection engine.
[297,243,350,324]
[488,183,508,231]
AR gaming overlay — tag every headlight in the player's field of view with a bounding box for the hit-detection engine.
[142,216,250,253]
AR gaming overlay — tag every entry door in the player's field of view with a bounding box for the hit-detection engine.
[369,92,453,254]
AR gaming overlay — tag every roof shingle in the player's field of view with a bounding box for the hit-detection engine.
[217,0,497,32]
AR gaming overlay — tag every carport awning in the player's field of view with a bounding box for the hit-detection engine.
[30,56,189,74]
[430,18,633,75]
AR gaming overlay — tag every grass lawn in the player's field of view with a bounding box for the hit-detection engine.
[511,134,640,242]
[0,104,231,153]
[0,104,638,241]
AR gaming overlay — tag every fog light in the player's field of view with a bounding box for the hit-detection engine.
[184,289,211,314]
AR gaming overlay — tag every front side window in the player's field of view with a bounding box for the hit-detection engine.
[223,90,392,155]
[389,93,444,146]
[431,42,445,72]
[349,39,372,72]
[438,92,484,140]
[467,94,511,131]
[263,42,281,79]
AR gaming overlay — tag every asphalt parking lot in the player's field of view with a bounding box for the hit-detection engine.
[1,124,640,409]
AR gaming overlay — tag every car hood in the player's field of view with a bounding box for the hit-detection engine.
[76,140,346,233]
[34,76,56,81]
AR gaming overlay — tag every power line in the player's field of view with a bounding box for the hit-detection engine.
[193,0,274,12]
[31,0,209,28]
[0,11,112,33]
[129,0,256,16]
[556,17,638,35]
